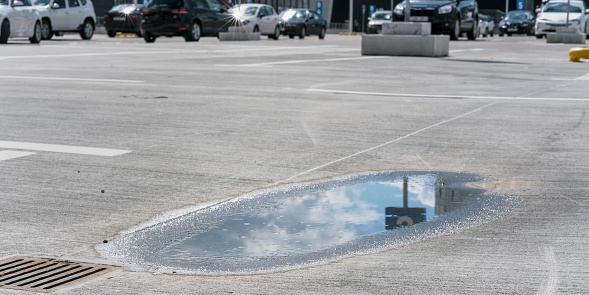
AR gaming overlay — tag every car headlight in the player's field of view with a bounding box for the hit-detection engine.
[394,3,404,15]
[438,5,452,14]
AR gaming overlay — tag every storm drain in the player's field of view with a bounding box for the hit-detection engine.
[0,256,117,293]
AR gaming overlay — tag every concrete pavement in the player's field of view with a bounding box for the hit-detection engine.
[1,34,588,294]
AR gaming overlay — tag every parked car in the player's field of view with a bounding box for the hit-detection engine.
[535,0,588,39]
[278,8,327,39]
[393,0,479,40]
[104,4,142,37]
[478,14,494,37]
[498,10,535,36]
[228,4,280,39]
[31,0,96,40]
[366,10,391,34]
[0,0,42,43]
[140,0,232,43]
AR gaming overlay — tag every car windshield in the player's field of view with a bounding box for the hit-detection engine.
[543,2,583,13]
[0,0,8,5]
[31,0,51,5]
[110,4,142,13]
[229,6,258,16]
[372,12,391,20]
[146,0,182,9]
[280,10,306,20]
[506,12,529,20]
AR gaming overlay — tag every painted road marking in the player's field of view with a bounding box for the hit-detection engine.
[0,151,36,161]
[306,89,589,102]
[0,76,144,84]
[0,141,131,156]
[219,56,387,67]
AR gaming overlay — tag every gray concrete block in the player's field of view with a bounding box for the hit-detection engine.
[381,22,431,36]
[361,34,449,57]
[546,32,586,44]
[218,31,261,41]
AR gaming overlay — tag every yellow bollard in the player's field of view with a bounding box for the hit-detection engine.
[569,46,589,62]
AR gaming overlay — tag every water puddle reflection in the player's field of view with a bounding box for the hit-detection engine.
[98,171,516,274]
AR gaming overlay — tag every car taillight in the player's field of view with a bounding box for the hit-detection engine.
[171,8,187,14]
[104,15,110,21]
[141,10,149,16]
[130,16,138,21]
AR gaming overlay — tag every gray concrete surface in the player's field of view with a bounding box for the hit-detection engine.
[1,34,589,294]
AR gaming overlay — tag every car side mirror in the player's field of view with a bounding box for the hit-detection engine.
[258,13,266,18]
[12,0,24,6]
[51,2,60,8]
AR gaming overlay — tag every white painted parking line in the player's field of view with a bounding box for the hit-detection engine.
[0,76,144,83]
[306,89,589,102]
[0,141,131,156]
[0,151,36,162]
[219,56,387,67]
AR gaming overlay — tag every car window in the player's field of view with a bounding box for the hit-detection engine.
[544,2,583,13]
[147,0,182,9]
[80,0,86,5]
[68,0,79,7]
[190,0,205,8]
[0,0,7,5]
[372,12,391,20]
[203,0,223,11]
[31,0,49,5]
[53,0,65,9]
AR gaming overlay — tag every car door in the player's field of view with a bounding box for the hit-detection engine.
[201,0,230,35]
[257,6,274,34]
[66,0,83,29]
[306,11,321,35]
[49,0,69,30]
[457,0,477,31]
[18,0,37,36]
[8,0,26,36]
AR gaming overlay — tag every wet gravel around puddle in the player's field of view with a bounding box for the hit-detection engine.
[98,171,518,275]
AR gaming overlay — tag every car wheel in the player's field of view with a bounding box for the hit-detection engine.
[450,19,460,40]
[535,34,543,39]
[143,33,156,43]
[318,26,326,39]
[79,19,94,40]
[136,31,142,37]
[29,21,42,44]
[253,25,259,33]
[467,19,477,40]
[271,25,280,40]
[289,34,294,39]
[107,30,116,37]
[299,26,305,39]
[507,33,512,37]
[0,19,9,44]
[41,19,53,40]
[184,21,201,42]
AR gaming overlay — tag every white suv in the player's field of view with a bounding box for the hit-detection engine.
[31,0,96,40]
[0,0,43,43]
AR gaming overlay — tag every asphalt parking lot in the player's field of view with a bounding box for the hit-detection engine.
[1,33,589,294]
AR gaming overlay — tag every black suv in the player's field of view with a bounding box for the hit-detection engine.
[140,0,232,43]
[393,0,479,40]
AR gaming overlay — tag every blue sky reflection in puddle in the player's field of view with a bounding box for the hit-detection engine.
[162,175,438,259]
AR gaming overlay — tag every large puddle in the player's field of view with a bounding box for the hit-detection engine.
[98,171,516,274]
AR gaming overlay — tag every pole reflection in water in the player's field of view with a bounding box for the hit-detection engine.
[98,171,515,274]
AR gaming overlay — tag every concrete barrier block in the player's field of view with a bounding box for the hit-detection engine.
[546,32,586,44]
[361,34,449,57]
[218,29,260,41]
[381,22,431,36]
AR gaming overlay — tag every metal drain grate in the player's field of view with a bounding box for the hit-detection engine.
[0,256,117,293]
